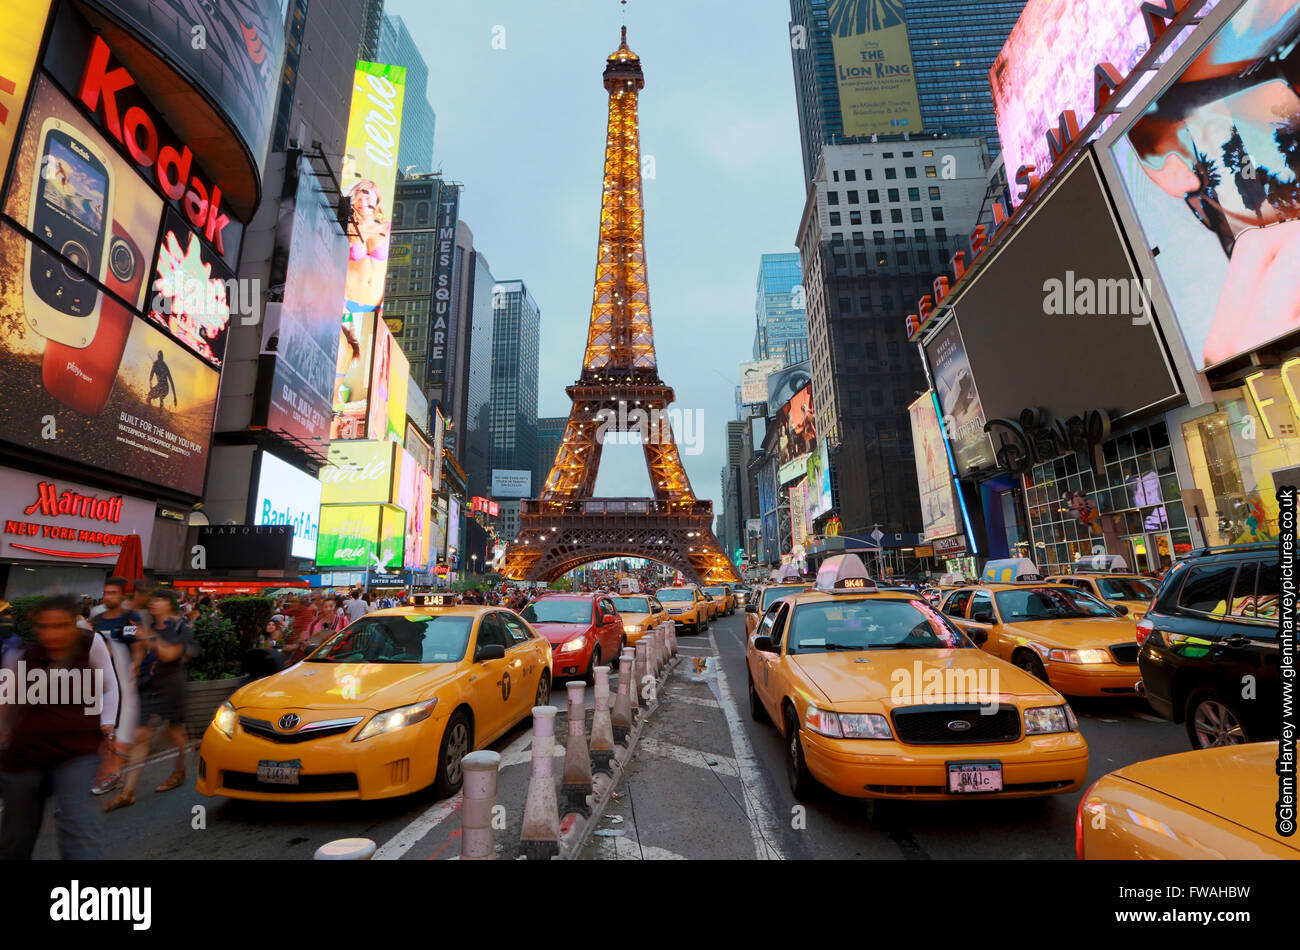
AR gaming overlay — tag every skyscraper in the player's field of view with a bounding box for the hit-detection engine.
[489,280,541,494]
[357,0,384,61]
[753,252,808,365]
[462,251,496,499]
[537,417,568,491]
[378,15,437,173]
[788,0,1026,182]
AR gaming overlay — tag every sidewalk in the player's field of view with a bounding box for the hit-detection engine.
[581,632,786,860]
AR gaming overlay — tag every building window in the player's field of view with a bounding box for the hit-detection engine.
[863,169,873,181]
[832,170,840,181]
[882,152,894,159]
[870,209,882,224]
[914,228,927,241]
[897,251,909,265]
[844,169,856,181]
[393,202,405,226]
[885,167,898,180]
[925,165,938,178]
[851,231,864,244]
[911,207,924,222]
[922,150,934,157]
[849,210,862,225]
[893,229,905,244]
[416,202,430,224]
[887,188,899,202]
[891,209,903,223]
[827,192,839,205]
[929,186,941,200]
[838,297,852,314]
[905,167,918,179]
[935,227,947,241]
[908,187,920,202]
[867,189,879,203]
[847,190,859,204]
[873,230,885,244]
[858,296,870,311]
[932,207,945,221]
[829,212,841,225]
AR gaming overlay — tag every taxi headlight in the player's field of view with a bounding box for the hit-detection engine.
[624,624,639,633]
[837,713,893,739]
[354,698,440,742]
[212,701,237,739]
[1047,648,1112,664]
[558,636,587,654]
[803,705,842,738]
[1024,705,1071,735]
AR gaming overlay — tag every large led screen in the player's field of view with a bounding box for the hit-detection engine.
[0,220,218,495]
[909,392,958,541]
[0,1,54,191]
[1105,0,1300,370]
[775,384,817,485]
[254,450,321,560]
[317,503,403,570]
[149,209,233,366]
[319,440,398,505]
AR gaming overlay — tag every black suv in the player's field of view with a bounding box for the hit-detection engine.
[1136,543,1279,750]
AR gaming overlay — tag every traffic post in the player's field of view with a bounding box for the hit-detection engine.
[590,664,616,774]
[561,681,593,816]
[611,649,634,744]
[461,750,501,860]
[521,706,561,860]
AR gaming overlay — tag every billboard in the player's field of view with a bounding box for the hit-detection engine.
[775,384,817,485]
[447,495,461,559]
[1103,0,1300,371]
[491,469,532,498]
[398,448,432,570]
[0,220,219,495]
[806,438,834,520]
[253,450,321,560]
[942,155,1181,436]
[0,464,155,564]
[317,503,403,569]
[332,310,377,439]
[826,0,923,136]
[365,317,406,443]
[341,61,406,320]
[925,316,993,475]
[78,0,288,172]
[0,1,54,191]
[766,359,811,416]
[990,0,1160,200]
[262,151,349,442]
[740,358,783,404]
[432,406,444,493]
[427,185,460,390]
[789,479,809,550]
[908,393,958,542]
[319,440,399,505]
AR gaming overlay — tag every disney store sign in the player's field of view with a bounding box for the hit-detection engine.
[983,408,1112,478]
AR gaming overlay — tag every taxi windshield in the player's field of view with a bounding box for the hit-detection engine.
[308,615,473,664]
[520,600,593,624]
[703,586,728,596]
[1096,577,1157,601]
[995,587,1118,621]
[761,585,808,610]
[787,600,966,654]
[656,588,695,602]
[611,596,650,613]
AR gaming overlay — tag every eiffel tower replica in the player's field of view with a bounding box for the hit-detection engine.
[500,29,739,587]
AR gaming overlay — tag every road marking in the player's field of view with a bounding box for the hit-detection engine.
[373,726,532,860]
[705,630,787,860]
[639,737,736,771]
[663,693,721,709]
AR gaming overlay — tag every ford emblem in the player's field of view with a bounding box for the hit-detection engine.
[947,720,972,732]
[278,714,301,731]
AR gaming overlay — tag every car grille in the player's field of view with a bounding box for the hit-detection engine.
[667,608,683,614]
[1108,643,1139,665]
[891,705,1021,745]
[238,716,362,744]
[221,771,360,794]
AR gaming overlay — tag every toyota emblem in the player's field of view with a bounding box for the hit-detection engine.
[278,714,301,731]
[947,720,972,732]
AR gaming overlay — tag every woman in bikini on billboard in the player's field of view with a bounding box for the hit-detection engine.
[333,180,390,420]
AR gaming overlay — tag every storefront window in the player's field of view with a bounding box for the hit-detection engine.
[1025,421,1188,575]
[1181,391,1300,547]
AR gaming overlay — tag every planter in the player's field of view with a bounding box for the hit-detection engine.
[184,675,250,737]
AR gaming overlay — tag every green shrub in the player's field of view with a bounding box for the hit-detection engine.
[214,596,274,650]
[187,609,243,680]
[8,596,44,643]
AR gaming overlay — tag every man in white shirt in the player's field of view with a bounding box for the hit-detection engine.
[344,591,370,623]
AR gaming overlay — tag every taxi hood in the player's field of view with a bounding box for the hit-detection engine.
[230,661,459,713]
[1002,616,1137,648]
[789,649,1060,707]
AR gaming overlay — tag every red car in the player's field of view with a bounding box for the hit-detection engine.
[519,593,625,683]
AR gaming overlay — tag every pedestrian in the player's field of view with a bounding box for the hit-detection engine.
[0,594,119,859]
[89,578,145,797]
[103,590,191,812]
[344,589,370,623]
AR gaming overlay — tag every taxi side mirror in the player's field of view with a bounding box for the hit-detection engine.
[746,603,758,613]
[1112,604,1130,616]
[475,644,506,663]
[971,609,994,624]
[966,628,989,647]
[752,635,778,653]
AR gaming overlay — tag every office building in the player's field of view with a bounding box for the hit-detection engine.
[357,0,384,60]
[537,416,568,487]
[462,251,497,498]
[753,252,809,365]
[378,14,437,173]
[489,281,542,493]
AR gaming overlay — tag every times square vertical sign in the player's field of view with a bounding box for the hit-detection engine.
[425,186,460,391]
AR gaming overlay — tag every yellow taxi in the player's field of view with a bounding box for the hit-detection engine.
[609,591,671,646]
[745,582,813,636]
[703,584,737,616]
[197,596,552,802]
[655,584,711,634]
[1077,742,1297,859]
[1045,573,1159,619]
[746,555,1088,801]
[941,582,1142,697]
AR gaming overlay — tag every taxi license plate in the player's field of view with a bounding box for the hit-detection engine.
[947,762,1002,794]
[257,760,301,785]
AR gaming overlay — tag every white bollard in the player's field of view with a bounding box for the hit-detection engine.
[634,639,652,711]
[520,706,561,860]
[461,751,501,860]
[591,665,616,774]
[314,838,376,860]
[561,681,593,815]
[612,649,634,744]
[666,620,678,657]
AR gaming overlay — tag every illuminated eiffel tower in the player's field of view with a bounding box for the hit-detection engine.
[499,29,739,586]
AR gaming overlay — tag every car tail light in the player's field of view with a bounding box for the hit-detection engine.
[1075,781,1098,860]
[1134,615,1155,645]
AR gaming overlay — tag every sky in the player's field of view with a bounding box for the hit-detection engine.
[390,0,806,526]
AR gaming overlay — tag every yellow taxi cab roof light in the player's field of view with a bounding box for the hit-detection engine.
[1070,554,1128,573]
[814,554,878,593]
[981,557,1045,584]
